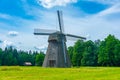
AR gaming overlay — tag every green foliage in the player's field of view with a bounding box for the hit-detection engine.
[72,40,85,66]
[113,43,120,66]
[69,34,120,67]
[0,46,45,66]
[67,46,74,61]
[81,40,97,66]
[0,48,2,65]
[35,52,45,66]
[2,47,17,66]
[98,35,120,66]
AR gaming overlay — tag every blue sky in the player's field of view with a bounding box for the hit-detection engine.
[0,0,120,51]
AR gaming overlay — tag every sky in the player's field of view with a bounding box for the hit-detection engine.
[0,0,120,51]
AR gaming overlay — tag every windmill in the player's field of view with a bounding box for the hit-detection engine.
[34,10,86,67]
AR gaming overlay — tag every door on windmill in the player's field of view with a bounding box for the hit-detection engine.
[49,60,56,67]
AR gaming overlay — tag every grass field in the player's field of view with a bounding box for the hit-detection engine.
[0,66,120,80]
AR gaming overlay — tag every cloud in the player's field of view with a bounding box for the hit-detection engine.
[0,13,12,19]
[2,40,16,48]
[37,0,77,8]
[86,34,91,39]
[34,45,47,50]
[34,44,47,52]
[97,3,120,16]
[8,31,19,37]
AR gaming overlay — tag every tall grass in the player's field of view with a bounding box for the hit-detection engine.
[0,66,120,80]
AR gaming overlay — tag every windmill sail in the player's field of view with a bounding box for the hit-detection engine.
[66,34,86,40]
[57,10,64,33]
[57,10,67,65]
[34,29,57,35]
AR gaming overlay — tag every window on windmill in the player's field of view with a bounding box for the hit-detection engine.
[24,62,32,66]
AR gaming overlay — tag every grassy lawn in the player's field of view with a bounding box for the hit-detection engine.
[0,66,120,80]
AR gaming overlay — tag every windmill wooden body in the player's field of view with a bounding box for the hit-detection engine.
[34,10,86,67]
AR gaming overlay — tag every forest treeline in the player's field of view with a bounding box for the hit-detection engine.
[0,47,45,66]
[68,34,120,66]
[0,34,120,66]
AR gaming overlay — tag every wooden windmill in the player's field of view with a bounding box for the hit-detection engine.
[34,10,86,67]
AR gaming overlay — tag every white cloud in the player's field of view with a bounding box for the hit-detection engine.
[86,34,91,39]
[8,31,19,37]
[2,40,15,48]
[37,0,77,8]
[34,44,47,52]
[97,3,120,16]
[34,46,47,50]
[0,13,12,19]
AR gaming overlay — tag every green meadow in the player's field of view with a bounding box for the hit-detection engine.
[0,66,120,80]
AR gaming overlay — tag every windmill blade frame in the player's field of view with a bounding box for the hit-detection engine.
[57,10,64,33]
[57,10,67,65]
[34,29,58,35]
[66,34,86,40]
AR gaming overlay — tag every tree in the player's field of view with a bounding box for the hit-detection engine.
[0,48,2,65]
[35,52,45,66]
[1,47,18,66]
[113,41,120,66]
[72,40,85,66]
[68,46,74,62]
[98,34,119,66]
[18,51,32,66]
[32,51,39,65]
[81,40,97,66]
